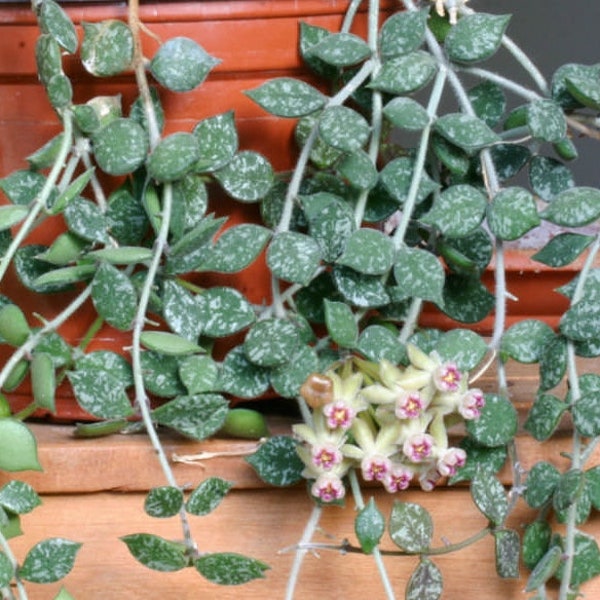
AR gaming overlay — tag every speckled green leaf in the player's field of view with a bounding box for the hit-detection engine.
[107,187,149,246]
[39,0,78,53]
[193,111,238,172]
[430,133,470,176]
[246,78,327,117]
[338,150,378,191]
[319,106,370,152]
[0,170,47,205]
[586,466,600,510]
[195,553,269,585]
[379,9,428,58]
[423,184,487,238]
[63,197,110,244]
[491,144,530,181]
[333,266,390,308]
[435,113,500,153]
[244,318,299,367]
[0,551,11,587]
[487,186,540,241]
[147,133,199,182]
[522,521,552,570]
[150,37,219,92]
[270,344,319,398]
[467,394,517,448]
[532,233,594,268]
[440,275,494,323]
[140,351,186,397]
[572,393,600,437]
[337,229,394,276]
[152,394,228,440]
[468,80,506,128]
[446,13,510,64]
[186,477,233,516]
[524,394,566,441]
[219,346,270,399]
[178,355,218,395]
[0,205,29,231]
[471,469,508,525]
[144,486,184,518]
[246,435,303,486]
[406,559,443,600]
[524,461,560,508]
[36,34,61,85]
[383,97,429,130]
[539,335,567,390]
[67,352,133,419]
[379,157,439,205]
[197,287,255,338]
[552,63,600,109]
[81,20,133,76]
[14,245,72,293]
[91,263,137,331]
[26,134,65,170]
[389,501,432,552]
[170,175,208,237]
[435,329,487,371]
[553,469,585,514]
[357,325,405,365]
[162,279,203,342]
[449,439,507,484]
[501,319,554,363]
[393,247,444,304]
[565,74,600,110]
[324,300,358,348]
[529,156,574,201]
[214,151,273,202]
[355,498,385,555]
[370,51,437,95]
[541,187,600,227]
[527,99,567,143]
[307,32,370,67]
[93,118,148,176]
[200,224,271,273]
[267,231,321,285]
[0,481,40,515]
[560,300,600,341]
[556,532,600,586]
[303,192,355,262]
[120,534,186,572]
[0,420,42,472]
[495,529,520,579]
[19,538,81,583]
[46,73,72,109]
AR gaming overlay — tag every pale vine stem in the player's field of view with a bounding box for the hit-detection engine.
[127,0,196,554]
[0,530,26,600]
[559,233,600,598]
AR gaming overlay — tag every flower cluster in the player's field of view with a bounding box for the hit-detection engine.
[431,0,470,25]
[293,344,485,504]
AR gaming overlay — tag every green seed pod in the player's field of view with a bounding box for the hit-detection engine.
[31,353,56,412]
[503,104,528,131]
[0,393,11,418]
[33,263,96,288]
[220,408,270,440]
[87,246,153,265]
[0,304,31,347]
[37,232,88,266]
[143,184,162,235]
[140,331,204,356]
[553,137,579,161]
[3,359,30,392]
[74,419,129,438]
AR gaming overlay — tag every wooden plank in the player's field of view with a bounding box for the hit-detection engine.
[5,486,598,599]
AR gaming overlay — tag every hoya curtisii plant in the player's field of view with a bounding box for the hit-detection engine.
[0,0,277,594]
[240,0,600,598]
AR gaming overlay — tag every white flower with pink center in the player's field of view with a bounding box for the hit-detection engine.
[433,362,462,392]
[323,401,356,430]
[360,454,392,482]
[419,468,442,492]
[311,443,343,471]
[437,447,467,477]
[311,473,346,503]
[395,390,424,419]
[459,388,485,419]
[383,465,414,493]
[403,432,435,463]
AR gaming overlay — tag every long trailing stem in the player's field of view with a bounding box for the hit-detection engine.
[0,527,27,600]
